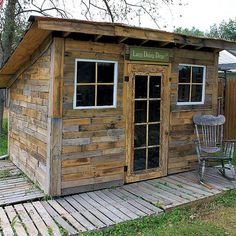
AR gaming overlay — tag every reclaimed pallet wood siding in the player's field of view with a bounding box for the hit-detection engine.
[168,50,219,174]
[61,40,125,194]
[9,49,51,191]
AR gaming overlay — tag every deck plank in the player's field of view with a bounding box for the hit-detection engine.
[66,196,106,229]
[14,204,39,236]
[56,198,96,231]
[0,207,14,236]
[32,201,61,236]
[4,205,28,236]
[23,202,49,236]
[48,200,86,232]
[42,201,77,235]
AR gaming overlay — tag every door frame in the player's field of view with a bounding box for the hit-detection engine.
[124,62,171,183]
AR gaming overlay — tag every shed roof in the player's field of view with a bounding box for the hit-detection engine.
[1,15,236,88]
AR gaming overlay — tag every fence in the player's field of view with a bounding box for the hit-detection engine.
[224,78,236,139]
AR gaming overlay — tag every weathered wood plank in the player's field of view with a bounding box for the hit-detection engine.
[41,201,77,235]
[23,203,49,236]
[14,204,39,236]
[0,207,14,236]
[4,206,28,236]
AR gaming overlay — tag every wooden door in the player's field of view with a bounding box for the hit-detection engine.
[125,64,170,183]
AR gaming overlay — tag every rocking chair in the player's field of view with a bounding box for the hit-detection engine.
[193,114,235,182]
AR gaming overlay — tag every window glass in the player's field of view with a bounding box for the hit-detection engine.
[75,60,117,108]
[77,61,95,83]
[192,67,204,83]
[76,86,95,107]
[97,85,114,106]
[178,64,205,104]
[97,63,114,83]
[179,65,191,83]
[135,76,147,99]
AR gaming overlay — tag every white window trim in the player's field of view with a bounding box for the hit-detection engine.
[177,64,206,105]
[73,59,118,109]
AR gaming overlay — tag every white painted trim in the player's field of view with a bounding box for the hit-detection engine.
[73,59,118,110]
[177,64,206,106]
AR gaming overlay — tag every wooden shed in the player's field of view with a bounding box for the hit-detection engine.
[1,16,236,196]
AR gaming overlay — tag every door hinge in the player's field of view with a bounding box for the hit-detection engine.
[124,166,128,172]
[124,76,129,82]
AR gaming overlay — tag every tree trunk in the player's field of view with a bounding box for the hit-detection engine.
[0,90,4,133]
[0,0,17,134]
[2,0,17,62]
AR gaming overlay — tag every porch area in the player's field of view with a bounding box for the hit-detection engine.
[0,160,235,235]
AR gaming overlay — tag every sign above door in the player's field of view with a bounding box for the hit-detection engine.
[129,47,169,62]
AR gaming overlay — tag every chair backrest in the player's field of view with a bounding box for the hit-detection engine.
[193,115,225,149]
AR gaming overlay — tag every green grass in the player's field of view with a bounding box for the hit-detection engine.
[0,119,8,156]
[82,189,236,236]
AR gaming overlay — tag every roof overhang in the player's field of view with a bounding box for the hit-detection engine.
[1,15,236,88]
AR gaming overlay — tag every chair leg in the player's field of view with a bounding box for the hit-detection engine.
[221,160,226,176]
[228,161,236,179]
[199,160,206,182]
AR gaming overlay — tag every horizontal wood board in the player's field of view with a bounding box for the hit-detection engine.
[9,48,51,192]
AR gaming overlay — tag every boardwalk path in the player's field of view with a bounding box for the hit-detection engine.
[0,160,235,235]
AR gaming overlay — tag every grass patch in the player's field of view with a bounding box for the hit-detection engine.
[82,189,236,236]
[0,118,8,156]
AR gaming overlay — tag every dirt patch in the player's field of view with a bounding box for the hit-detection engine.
[198,203,236,235]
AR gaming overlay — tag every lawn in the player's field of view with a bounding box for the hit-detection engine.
[83,189,236,236]
[0,118,8,156]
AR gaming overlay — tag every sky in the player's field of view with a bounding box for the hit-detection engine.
[167,0,236,32]
[67,0,236,32]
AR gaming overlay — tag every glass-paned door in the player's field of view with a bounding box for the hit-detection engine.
[133,75,161,172]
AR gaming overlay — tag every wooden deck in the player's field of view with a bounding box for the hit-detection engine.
[0,160,44,206]
[0,166,235,235]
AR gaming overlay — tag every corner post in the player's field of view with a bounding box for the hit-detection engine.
[47,37,64,196]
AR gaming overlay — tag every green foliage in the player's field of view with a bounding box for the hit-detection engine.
[207,18,236,41]
[174,27,205,37]
[216,189,236,207]
[0,118,8,156]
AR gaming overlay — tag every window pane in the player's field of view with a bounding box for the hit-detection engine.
[76,86,95,106]
[149,101,160,122]
[148,147,159,169]
[179,65,191,83]
[134,125,146,148]
[178,85,190,102]
[191,85,203,102]
[97,85,114,106]
[77,62,95,83]
[97,63,114,83]
[148,124,160,146]
[134,149,146,171]
[192,67,204,83]
[150,76,161,98]
[135,76,147,99]
[135,101,147,123]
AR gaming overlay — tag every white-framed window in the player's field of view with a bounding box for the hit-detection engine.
[177,64,206,105]
[73,59,118,109]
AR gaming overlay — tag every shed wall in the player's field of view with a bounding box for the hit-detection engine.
[9,48,51,191]
[61,40,125,195]
[168,49,219,174]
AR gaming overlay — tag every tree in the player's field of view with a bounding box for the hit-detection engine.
[207,19,236,41]
[174,26,205,37]
[0,0,182,133]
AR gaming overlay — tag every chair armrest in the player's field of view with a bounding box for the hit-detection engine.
[223,139,236,143]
